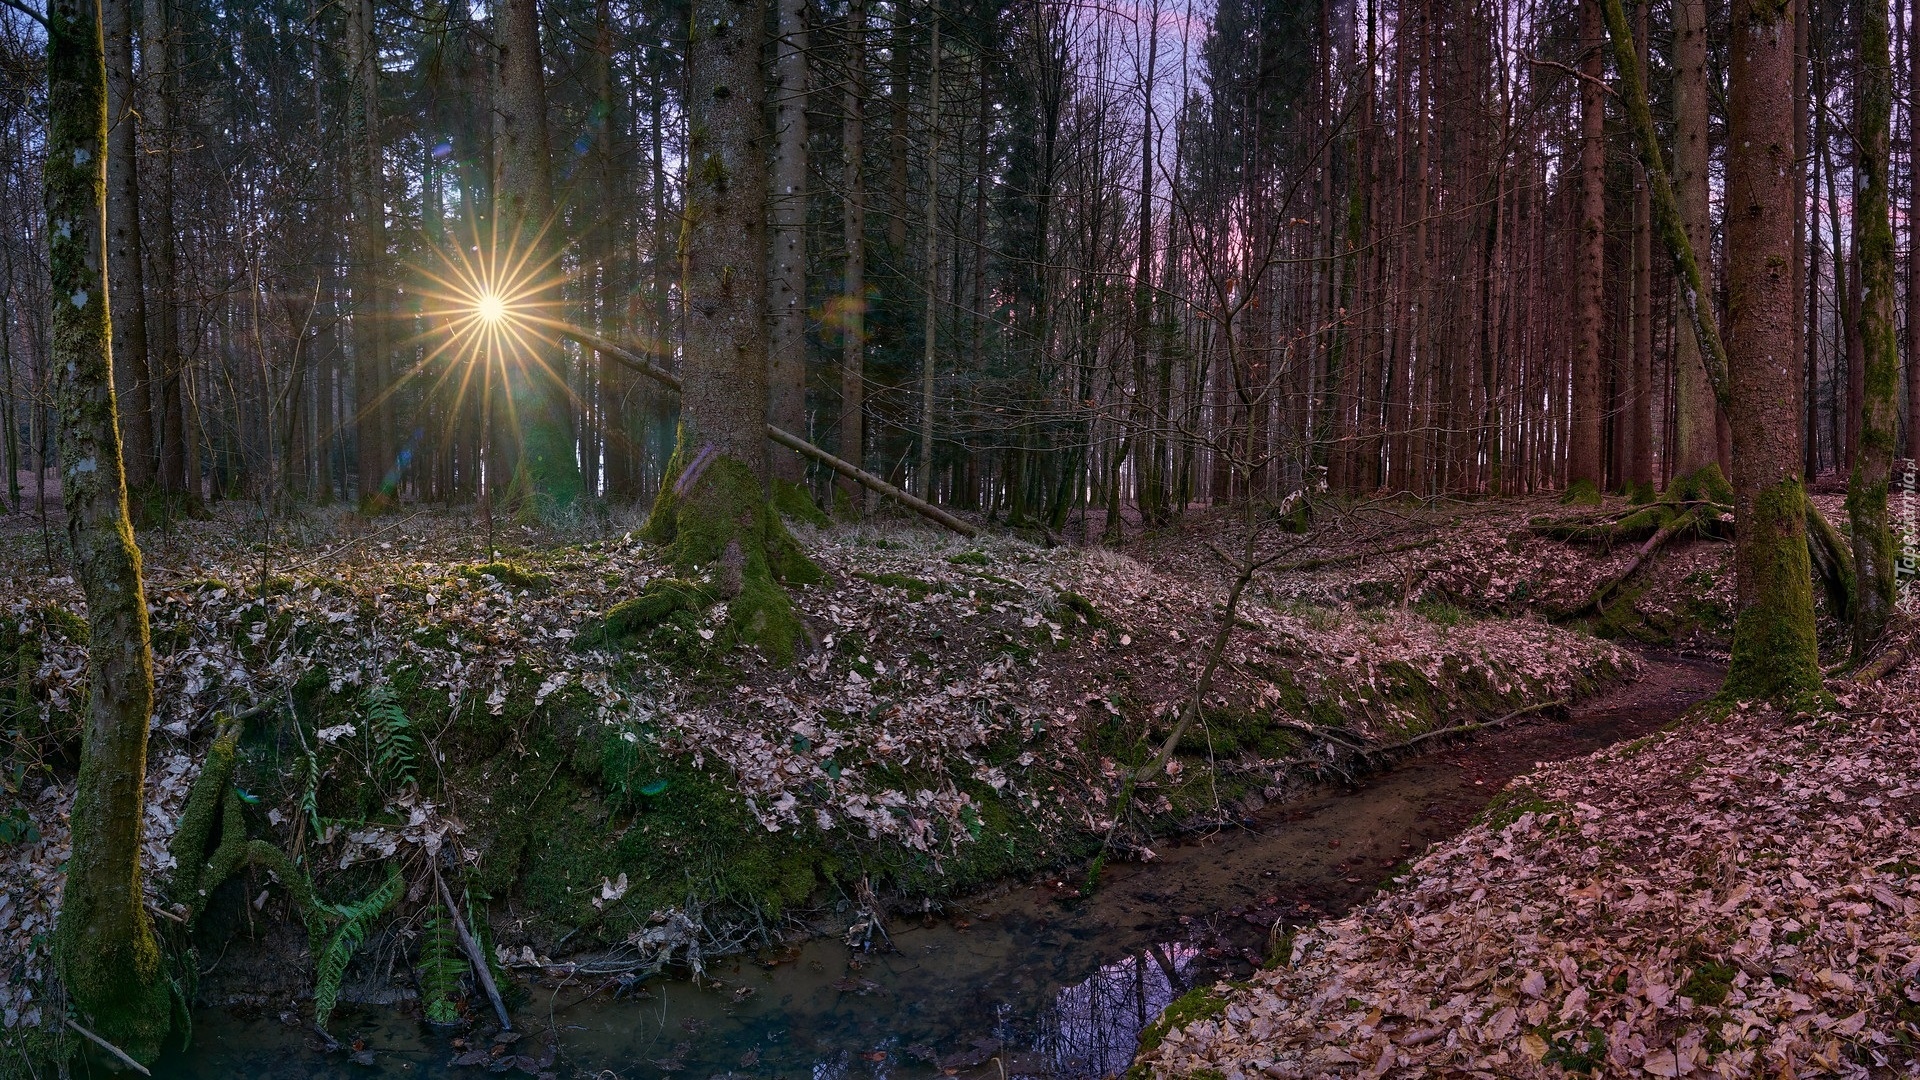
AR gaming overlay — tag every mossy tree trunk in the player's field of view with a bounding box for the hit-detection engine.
[645,0,817,663]
[45,0,171,1061]
[1722,0,1821,705]
[497,0,584,514]
[1848,0,1898,659]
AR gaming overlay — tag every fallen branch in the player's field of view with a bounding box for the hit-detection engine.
[562,327,977,537]
[1560,508,1700,619]
[434,862,512,1031]
[1851,643,1910,683]
[1364,699,1569,758]
[66,1019,151,1076]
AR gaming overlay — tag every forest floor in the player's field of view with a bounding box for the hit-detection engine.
[0,488,1817,1068]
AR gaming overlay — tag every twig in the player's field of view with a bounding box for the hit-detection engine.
[434,861,513,1031]
[277,509,431,575]
[65,1019,151,1075]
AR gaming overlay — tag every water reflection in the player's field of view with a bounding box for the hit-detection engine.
[1037,943,1196,1078]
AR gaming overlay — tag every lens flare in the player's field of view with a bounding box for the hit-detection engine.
[475,292,508,325]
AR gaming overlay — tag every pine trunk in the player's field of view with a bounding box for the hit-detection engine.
[1723,0,1820,704]
[768,0,810,484]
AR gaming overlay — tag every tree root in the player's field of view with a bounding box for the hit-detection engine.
[1805,503,1855,622]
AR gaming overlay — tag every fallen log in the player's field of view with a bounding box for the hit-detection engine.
[561,327,977,538]
[1851,643,1910,683]
[1557,507,1700,620]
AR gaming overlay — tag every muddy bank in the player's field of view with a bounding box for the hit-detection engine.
[160,650,1719,1079]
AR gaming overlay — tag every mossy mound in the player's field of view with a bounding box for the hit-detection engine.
[458,561,553,592]
[643,442,821,665]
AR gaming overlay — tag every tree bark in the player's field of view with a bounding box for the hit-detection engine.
[142,0,186,499]
[1849,0,1898,656]
[1570,0,1607,496]
[839,0,867,505]
[768,0,809,484]
[1723,0,1821,703]
[496,0,583,512]
[104,0,153,495]
[645,0,819,662]
[347,0,391,508]
[917,14,940,499]
[1628,0,1653,494]
[45,0,169,1061]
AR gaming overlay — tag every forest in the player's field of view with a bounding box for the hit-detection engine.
[2,0,1920,1071]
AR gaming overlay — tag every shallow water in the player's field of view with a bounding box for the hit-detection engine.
[158,653,1718,1080]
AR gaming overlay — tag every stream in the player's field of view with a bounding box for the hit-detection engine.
[157,651,1719,1080]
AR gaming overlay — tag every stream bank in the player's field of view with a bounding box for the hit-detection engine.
[159,650,1719,1079]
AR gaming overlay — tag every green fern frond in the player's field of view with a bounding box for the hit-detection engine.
[363,683,418,793]
[418,902,464,1025]
[312,866,404,1032]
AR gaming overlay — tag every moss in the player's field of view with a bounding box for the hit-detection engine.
[946,549,990,566]
[1562,478,1603,506]
[771,477,830,527]
[1054,590,1108,629]
[1722,479,1823,708]
[1680,954,1738,1006]
[854,570,940,599]
[459,561,553,592]
[1671,462,1735,506]
[37,604,89,645]
[600,579,719,639]
[1130,986,1232,1064]
[645,439,818,664]
[1626,480,1657,505]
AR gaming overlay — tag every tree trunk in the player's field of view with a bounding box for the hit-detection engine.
[45,0,169,1061]
[104,0,153,496]
[840,0,868,506]
[1569,0,1607,497]
[347,0,391,509]
[1628,0,1653,494]
[645,0,818,663]
[496,0,583,513]
[1723,0,1821,704]
[1910,0,1920,462]
[1666,0,1712,478]
[1850,0,1898,657]
[917,14,940,499]
[768,0,809,484]
[142,0,187,499]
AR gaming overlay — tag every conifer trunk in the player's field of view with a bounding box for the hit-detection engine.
[645,0,818,662]
[768,0,810,484]
[497,0,583,512]
[1849,0,1898,656]
[1723,0,1820,703]
[840,0,867,505]
[1569,0,1607,497]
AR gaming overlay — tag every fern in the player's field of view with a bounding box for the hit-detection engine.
[312,867,404,1031]
[418,902,464,1025]
[363,684,417,793]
